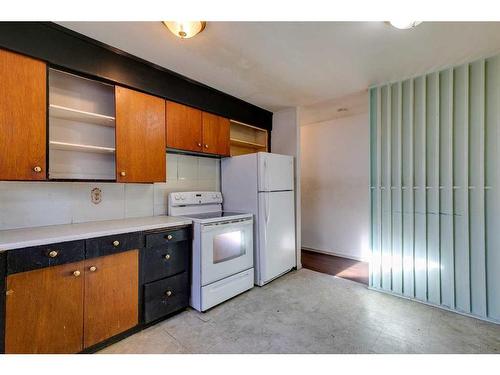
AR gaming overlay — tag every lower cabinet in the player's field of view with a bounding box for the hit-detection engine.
[142,228,191,324]
[2,227,191,354]
[5,261,85,354]
[4,249,139,353]
[144,272,189,324]
[84,250,138,348]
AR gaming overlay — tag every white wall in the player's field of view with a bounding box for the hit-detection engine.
[271,107,302,269]
[0,154,219,230]
[300,113,370,261]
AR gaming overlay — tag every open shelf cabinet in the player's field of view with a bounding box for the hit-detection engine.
[48,69,116,180]
[229,120,268,156]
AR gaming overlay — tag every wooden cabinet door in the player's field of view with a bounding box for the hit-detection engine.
[115,87,166,183]
[0,49,46,180]
[166,101,202,152]
[5,261,84,354]
[202,112,230,156]
[83,250,139,348]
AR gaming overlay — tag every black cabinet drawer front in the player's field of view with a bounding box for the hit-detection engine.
[145,228,189,248]
[143,272,189,324]
[6,240,85,275]
[86,232,143,258]
[143,242,189,284]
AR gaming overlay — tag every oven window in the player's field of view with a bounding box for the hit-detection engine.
[213,231,245,264]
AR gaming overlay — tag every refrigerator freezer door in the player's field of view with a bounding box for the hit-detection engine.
[258,153,294,192]
[257,191,296,285]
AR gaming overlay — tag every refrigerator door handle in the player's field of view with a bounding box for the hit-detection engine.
[267,193,271,225]
[263,194,268,256]
[263,158,267,192]
[264,192,269,224]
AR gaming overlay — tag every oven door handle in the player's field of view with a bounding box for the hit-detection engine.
[201,219,253,232]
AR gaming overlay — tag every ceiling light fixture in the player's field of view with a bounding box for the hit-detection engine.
[389,21,422,30]
[163,21,206,39]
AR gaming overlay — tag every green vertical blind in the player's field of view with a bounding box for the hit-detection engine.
[370,55,500,322]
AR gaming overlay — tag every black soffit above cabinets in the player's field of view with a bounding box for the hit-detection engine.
[0,22,272,131]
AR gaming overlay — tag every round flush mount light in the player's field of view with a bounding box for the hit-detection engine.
[163,21,206,39]
[389,21,422,29]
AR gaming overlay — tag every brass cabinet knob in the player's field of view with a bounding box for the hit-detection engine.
[89,266,97,272]
[167,234,173,240]
[120,171,126,177]
[33,166,42,173]
[112,240,120,247]
[5,290,14,296]
[204,144,209,148]
[164,254,171,260]
[165,290,172,297]
[197,142,202,147]
[48,250,58,258]
[73,270,81,277]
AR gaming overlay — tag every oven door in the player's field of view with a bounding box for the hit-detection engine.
[200,217,253,286]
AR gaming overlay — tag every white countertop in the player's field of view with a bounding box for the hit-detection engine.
[0,216,192,252]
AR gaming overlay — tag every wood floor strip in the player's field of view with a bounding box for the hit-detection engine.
[301,249,369,285]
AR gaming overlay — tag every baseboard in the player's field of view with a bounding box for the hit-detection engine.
[369,286,500,326]
[301,247,365,262]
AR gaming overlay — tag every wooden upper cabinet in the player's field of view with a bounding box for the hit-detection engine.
[83,250,139,348]
[115,87,166,183]
[5,261,85,354]
[166,101,230,156]
[0,49,46,181]
[202,112,230,156]
[166,101,203,152]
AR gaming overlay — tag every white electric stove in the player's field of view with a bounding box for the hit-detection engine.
[168,191,254,312]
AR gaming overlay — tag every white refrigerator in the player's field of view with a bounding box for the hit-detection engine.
[222,152,296,286]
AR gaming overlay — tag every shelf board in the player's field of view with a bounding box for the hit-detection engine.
[49,141,116,154]
[230,138,267,149]
[49,104,115,127]
[230,119,267,132]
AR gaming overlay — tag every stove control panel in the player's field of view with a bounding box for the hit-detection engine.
[169,191,223,206]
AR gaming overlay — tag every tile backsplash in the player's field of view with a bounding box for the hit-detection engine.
[0,154,220,230]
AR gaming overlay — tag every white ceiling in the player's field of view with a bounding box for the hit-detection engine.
[59,22,500,113]
[300,89,368,125]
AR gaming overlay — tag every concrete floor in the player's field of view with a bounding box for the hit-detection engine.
[99,269,500,354]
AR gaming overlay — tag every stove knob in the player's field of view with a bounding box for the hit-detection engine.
[181,195,186,200]
[174,195,180,201]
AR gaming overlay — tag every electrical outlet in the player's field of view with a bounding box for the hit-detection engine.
[91,187,102,204]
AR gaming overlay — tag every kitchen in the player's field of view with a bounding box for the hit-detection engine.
[0,21,299,354]
[1,5,500,372]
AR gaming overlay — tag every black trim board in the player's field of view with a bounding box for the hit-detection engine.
[166,148,224,159]
[80,307,187,354]
[80,325,142,354]
[0,22,272,131]
[0,252,6,354]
